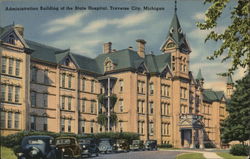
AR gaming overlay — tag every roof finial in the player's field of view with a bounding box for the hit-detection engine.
[174,0,177,13]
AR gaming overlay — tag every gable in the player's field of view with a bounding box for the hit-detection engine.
[137,62,148,74]
[160,65,173,79]
[160,38,177,52]
[2,31,26,48]
[59,54,78,69]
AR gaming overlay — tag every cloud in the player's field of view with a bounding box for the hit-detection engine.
[188,26,226,40]
[81,12,153,33]
[193,12,205,21]
[44,12,89,34]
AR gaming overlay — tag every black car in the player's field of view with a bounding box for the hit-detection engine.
[129,140,145,151]
[98,138,114,154]
[78,138,99,157]
[145,140,157,151]
[16,135,61,159]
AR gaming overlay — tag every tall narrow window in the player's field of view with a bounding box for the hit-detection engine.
[14,113,19,129]
[68,97,72,110]
[61,74,65,88]
[15,60,20,76]
[119,122,123,132]
[119,80,124,92]
[61,96,65,110]
[119,100,124,112]
[1,84,6,101]
[150,102,154,114]
[31,68,37,82]
[167,103,170,115]
[167,123,170,134]
[44,70,49,84]
[31,92,36,107]
[8,85,13,102]
[90,101,95,114]
[43,94,48,107]
[15,86,20,103]
[61,119,65,132]
[68,120,71,132]
[43,118,48,131]
[90,122,94,133]
[149,83,154,95]
[81,121,85,133]
[91,80,94,93]
[0,112,5,128]
[141,101,144,113]
[149,122,154,135]
[8,58,14,75]
[82,100,86,112]
[31,116,36,130]
[1,57,7,73]
[167,85,170,97]
[141,122,144,134]
[82,78,85,91]
[68,75,72,88]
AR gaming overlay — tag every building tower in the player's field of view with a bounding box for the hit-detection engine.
[196,69,204,88]
[226,74,234,98]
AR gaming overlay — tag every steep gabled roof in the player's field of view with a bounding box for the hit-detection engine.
[227,74,234,84]
[196,69,204,81]
[203,89,225,103]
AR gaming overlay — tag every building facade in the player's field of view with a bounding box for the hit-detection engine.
[0,11,230,148]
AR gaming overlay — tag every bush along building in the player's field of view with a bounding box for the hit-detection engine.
[0,9,232,148]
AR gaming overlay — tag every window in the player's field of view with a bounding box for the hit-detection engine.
[15,86,20,103]
[90,122,94,133]
[43,94,48,107]
[180,64,183,72]
[141,101,144,113]
[141,122,144,134]
[8,85,13,102]
[31,116,36,130]
[81,121,85,133]
[119,122,123,132]
[90,101,95,114]
[61,96,65,110]
[82,78,85,91]
[31,68,37,82]
[172,63,175,71]
[149,83,154,95]
[82,100,86,112]
[44,70,49,84]
[61,119,65,132]
[61,74,66,88]
[119,80,124,92]
[184,65,186,72]
[119,100,124,112]
[105,61,113,71]
[9,58,14,75]
[91,80,95,93]
[1,57,7,74]
[31,92,36,107]
[43,119,48,131]
[140,82,144,93]
[14,113,19,129]
[8,35,15,44]
[68,75,72,88]
[167,123,170,134]
[68,120,71,132]
[1,112,5,128]
[166,85,170,97]
[1,84,6,101]
[15,60,20,76]
[149,102,154,114]
[149,122,154,135]
[68,97,72,110]
[167,103,170,115]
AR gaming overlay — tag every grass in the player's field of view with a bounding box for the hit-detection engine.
[0,146,17,159]
[176,153,206,159]
[216,152,247,159]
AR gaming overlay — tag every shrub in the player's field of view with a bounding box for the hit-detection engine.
[230,144,249,156]
[158,144,173,148]
[204,142,216,148]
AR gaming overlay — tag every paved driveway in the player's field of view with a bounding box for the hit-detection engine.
[89,150,184,159]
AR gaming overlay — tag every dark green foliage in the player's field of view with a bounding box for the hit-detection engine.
[197,0,250,74]
[221,72,250,143]
[98,94,117,109]
[97,113,118,127]
[230,144,249,156]
[204,142,216,148]
[158,144,173,148]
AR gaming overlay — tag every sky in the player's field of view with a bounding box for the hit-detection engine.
[0,0,246,91]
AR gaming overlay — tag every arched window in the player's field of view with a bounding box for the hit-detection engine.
[8,35,15,45]
[104,58,114,72]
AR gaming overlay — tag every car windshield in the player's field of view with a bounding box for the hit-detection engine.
[100,140,110,143]
[146,140,155,144]
[28,139,44,145]
[56,139,71,145]
[132,140,140,144]
[79,140,91,144]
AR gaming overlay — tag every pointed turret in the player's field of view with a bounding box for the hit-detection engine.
[196,69,204,87]
[227,74,234,85]
[226,74,234,98]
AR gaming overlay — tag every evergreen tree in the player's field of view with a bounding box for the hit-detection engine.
[221,71,250,143]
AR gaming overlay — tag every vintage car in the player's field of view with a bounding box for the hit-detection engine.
[16,135,61,159]
[145,140,157,150]
[113,139,130,152]
[129,140,145,151]
[98,138,114,153]
[78,138,99,157]
[55,136,81,159]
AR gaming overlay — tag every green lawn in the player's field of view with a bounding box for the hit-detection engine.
[216,152,247,159]
[1,146,17,159]
[176,153,205,159]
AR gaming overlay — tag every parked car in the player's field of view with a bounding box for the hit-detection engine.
[55,136,81,159]
[129,140,145,151]
[98,138,114,153]
[16,135,61,159]
[78,138,99,157]
[145,140,157,150]
[114,139,130,152]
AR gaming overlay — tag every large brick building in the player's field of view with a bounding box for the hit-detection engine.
[0,10,232,148]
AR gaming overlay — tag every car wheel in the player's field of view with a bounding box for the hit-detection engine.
[96,152,99,157]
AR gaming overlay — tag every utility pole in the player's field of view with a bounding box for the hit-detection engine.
[107,77,110,132]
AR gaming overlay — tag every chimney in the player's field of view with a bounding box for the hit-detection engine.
[136,39,146,58]
[128,46,133,50]
[103,42,112,53]
[14,24,24,37]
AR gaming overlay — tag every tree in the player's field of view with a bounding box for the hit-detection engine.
[197,0,250,75]
[221,71,250,143]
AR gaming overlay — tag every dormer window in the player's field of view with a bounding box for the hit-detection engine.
[167,42,176,48]
[64,58,70,66]
[104,57,114,72]
[8,35,15,45]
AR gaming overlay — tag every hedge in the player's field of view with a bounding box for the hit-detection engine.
[230,144,249,156]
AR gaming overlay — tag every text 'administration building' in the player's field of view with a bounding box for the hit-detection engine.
[0,11,232,148]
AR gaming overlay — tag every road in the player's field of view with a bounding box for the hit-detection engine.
[87,150,184,159]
